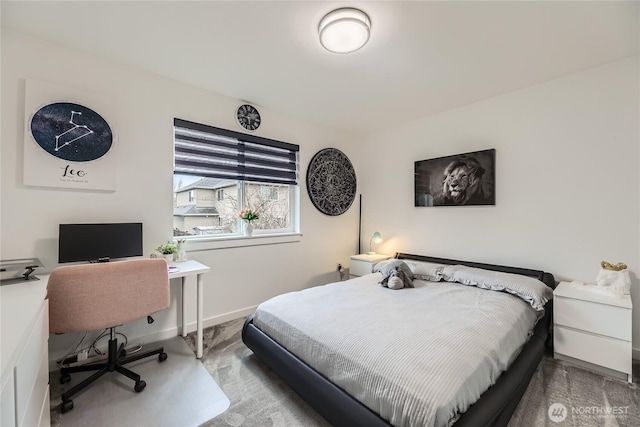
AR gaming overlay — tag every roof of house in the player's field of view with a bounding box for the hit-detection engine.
[173,205,219,216]
[175,177,235,193]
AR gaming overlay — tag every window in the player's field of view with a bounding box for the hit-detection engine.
[173,118,299,239]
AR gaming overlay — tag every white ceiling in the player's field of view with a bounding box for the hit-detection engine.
[2,1,638,135]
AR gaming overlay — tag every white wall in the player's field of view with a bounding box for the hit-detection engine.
[1,29,361,362]
[360,56,640,353]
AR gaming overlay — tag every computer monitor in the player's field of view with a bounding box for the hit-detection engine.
[58,223,143,263]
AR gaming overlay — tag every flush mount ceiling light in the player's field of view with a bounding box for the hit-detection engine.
[319,8,371,54]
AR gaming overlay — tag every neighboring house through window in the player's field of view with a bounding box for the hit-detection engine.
[262,186,278,201]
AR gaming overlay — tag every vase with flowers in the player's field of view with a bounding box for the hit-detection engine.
[239,208,259,237]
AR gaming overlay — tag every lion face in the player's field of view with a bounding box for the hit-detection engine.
[443,166,471,203]
[435,156,488,206]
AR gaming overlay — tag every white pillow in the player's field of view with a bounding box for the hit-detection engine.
[404,261,447,282]
[441,265,553,311]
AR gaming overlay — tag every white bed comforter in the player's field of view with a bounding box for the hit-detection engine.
[253,273,539,427]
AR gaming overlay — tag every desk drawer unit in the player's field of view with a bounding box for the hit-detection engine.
[1,370,17,426]
[15,300,50,427]
[553,281,632,383]
[1,277,50,427]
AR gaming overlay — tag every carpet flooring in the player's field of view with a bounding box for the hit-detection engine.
[193,318,640,427]
[51,318,640,426]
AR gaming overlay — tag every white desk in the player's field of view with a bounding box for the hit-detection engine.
[168,260,211,358]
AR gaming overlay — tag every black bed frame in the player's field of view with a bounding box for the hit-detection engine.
[242,253,556,427]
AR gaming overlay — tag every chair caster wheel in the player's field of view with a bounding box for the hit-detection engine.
[159,352,168,362]
[60,373,71,384]
[61,399,74,413]
[135,380,146,392]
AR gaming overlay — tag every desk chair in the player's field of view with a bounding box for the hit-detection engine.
[48,259,170,413]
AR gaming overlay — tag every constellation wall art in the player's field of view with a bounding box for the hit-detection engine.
[24,79,118,191]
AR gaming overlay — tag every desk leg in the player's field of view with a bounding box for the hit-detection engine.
[181,277,188,337]
[197,273,204,358]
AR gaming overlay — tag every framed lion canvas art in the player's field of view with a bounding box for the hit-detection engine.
[414,149,495,207]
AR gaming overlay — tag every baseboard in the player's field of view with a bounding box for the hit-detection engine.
[133,306,257,342]
[182,305,258,334]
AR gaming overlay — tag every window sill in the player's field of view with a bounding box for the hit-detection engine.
[181,233,302,253]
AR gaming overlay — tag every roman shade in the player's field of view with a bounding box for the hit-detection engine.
[174,118,299,185]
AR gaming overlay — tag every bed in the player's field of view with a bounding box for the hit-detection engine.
[242,253,556,427]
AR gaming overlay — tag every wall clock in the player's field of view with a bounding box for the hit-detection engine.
[306,148,357,216]
[235,104,261,131]
[29,102,113,162]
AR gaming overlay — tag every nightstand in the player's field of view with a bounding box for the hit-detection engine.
[349,254,390,277]
[553,281,633,383]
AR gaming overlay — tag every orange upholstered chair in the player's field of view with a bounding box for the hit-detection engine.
[48,258,170,413]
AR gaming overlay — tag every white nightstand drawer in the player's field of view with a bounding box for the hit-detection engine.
[350,259,374,277]
[555,326,631,374]
[555,296,631,341]
[349,254,390,277]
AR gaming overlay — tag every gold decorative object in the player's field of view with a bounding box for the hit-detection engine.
[601,261,627,271]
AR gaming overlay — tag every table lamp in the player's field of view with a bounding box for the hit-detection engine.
[368,231,382,255]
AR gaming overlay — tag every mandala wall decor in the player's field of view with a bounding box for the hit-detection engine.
[306,148,357,216]
[24,79,117,191]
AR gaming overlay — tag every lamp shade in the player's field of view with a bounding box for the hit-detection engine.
[319,8,371,54]
[368,231,382,255]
